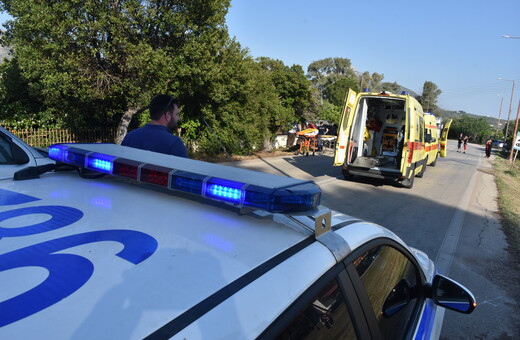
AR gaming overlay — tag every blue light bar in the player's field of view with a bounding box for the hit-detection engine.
[87,153,115,173]
[47,143,321,213]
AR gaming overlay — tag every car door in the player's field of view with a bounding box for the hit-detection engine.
[334,89,358,166]
[344,239,429,340]
[439,119,453,158]
[259,262,371,339]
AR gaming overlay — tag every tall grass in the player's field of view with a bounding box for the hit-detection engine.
[494,153,520,256]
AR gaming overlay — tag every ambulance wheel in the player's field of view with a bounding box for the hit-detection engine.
[430,154,438,167]
[342,169,354,180]
[401,174,415,189]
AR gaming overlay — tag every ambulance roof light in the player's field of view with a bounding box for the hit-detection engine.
[401,91,408,95]
[48,144,321,214]
[363,88,370,92]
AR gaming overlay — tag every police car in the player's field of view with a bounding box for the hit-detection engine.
[0,126,476,339]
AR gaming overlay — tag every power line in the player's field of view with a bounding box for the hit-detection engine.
[441,80,519,97]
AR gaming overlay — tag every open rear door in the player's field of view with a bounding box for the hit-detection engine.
[439,119,453,158]
[334,89,358,166]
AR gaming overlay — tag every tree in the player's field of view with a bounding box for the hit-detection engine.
[307,57,357,92]
[323,77,359,107]
[257,57,314,132]
[450,115,492,143]
[0,0,233,143]
[419,81,442,112]
[381,81,400,93]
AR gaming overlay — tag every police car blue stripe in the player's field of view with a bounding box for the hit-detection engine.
[414,299,437,340]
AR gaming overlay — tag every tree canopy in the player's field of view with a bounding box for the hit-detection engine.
[0,0,318,155]
[449,115,493,143]
[0,1,465,154]
[418,81,442,112]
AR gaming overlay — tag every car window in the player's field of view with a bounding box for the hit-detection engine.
[274,277,357,340]
[353,245,420,339]
[0,134,15,164]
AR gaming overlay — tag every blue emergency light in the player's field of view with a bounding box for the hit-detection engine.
[48,144,321,214]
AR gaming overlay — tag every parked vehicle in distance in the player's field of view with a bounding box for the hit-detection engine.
[492,140,504,148]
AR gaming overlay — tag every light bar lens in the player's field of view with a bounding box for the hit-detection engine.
[86,153,115,174]
[172,171,205,194]
[113,158,141,180]
[140,164,171,187]
[205,178,244,203]
[47,143,321,213]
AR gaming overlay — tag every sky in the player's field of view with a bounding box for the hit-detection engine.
[2,1,520,121]
[226,0,520,121]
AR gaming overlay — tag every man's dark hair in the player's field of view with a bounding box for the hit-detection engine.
[149,94,179,120]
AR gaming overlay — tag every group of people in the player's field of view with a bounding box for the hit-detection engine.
[457,133,494,158]
[457,133,469,153]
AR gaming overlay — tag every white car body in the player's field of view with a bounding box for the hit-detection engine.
[0,136,476,339]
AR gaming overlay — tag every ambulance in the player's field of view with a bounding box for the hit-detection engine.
[334,90,450,188]
[0,126,476,339]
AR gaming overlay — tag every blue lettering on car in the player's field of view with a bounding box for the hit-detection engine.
[0,206,83,238]
[0,189,40,206]
[0,189,158,327]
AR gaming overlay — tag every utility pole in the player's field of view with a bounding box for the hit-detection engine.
[498,78,515,138]
[497,94,503,136]
[509,100,520,163]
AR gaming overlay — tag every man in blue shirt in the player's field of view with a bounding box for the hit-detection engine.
[122,95,188,158]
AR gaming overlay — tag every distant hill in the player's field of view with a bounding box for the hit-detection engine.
[438,109,501,127]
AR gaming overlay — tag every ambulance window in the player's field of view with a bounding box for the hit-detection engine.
[418,117,424,142]
[274,277,357,340]
[0,134,15,164]
[352,245,421,339]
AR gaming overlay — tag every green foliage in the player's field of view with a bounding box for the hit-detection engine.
[315,101,342,125]
[257,57,314,131]
[360,71,384,92]
[418,81,441,112]
[0,0,231,131]
[449,115,493,143]
[323,78,359,107]
[381,81,400,93]
[0,0,318,155]
[307,57,357,92]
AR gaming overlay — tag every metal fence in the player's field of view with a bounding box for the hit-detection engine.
[6,128,117,147]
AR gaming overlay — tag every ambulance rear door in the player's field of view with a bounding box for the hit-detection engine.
[439,119,453,158]
[334,89,358,166]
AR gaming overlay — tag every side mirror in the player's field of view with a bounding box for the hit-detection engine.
[430,275,476,314]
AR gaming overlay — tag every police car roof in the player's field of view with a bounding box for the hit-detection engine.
[1,146,404,339]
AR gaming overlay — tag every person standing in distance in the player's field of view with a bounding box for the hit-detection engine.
[122,94,188,158]
[457,133,464,153]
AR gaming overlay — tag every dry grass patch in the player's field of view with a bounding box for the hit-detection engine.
[494,155,520,257]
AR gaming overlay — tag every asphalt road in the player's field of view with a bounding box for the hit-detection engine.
[222,140,520,339]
